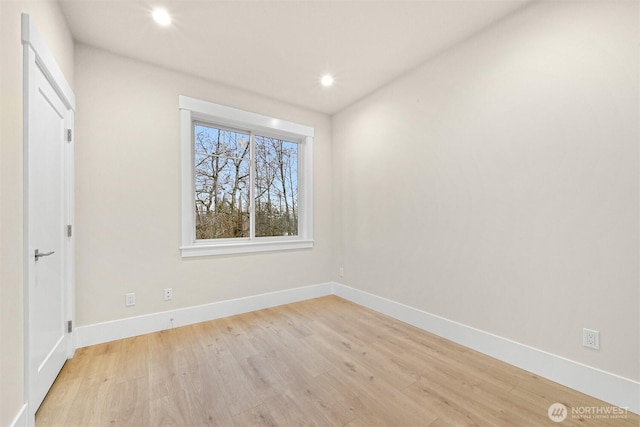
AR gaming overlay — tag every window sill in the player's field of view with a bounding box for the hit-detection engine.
[180,239,314,257]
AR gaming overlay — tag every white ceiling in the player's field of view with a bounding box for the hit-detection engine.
[58,0,532,115]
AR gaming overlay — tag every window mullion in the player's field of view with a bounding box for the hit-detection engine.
[249,132,256,240]
[296,141,302,237]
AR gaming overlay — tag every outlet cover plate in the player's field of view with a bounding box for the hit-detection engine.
[583,328,600,350]
[125,293,135,307]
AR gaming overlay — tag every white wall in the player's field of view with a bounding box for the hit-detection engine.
[73,45,333,327]
[2,1,638,422]
[332,0,639,381]
[0,1,75,425]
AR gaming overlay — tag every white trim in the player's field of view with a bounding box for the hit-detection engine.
[180,239,314,257]
[22,13,76,426]
[72,281,639,415]
[20,14,75,111]
[65,111,76,357]
[75,283,333,348]
[9,404,28,427]
[179,95,314,257]
[180,108,195,248]
[179,95,313,139]
[299,136,314,241]
[331,283,640,415]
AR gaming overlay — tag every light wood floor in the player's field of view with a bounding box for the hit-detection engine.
[37,296,638,426]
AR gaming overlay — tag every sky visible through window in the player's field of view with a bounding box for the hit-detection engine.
[194,123,298,239]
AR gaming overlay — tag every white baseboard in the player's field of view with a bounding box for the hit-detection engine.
[75,282,333,348]
[331,282,640,415]
[72,280,639,415]
[9,403,28,427]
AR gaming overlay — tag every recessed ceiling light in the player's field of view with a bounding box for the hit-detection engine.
[320,74,334,87]
[152,8,172,26]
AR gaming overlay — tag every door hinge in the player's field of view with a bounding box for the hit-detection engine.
[66,129,72,142]
[67,224,73,237]
[67,320,73,333]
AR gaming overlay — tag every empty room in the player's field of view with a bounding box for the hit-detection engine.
[1,0,638,426]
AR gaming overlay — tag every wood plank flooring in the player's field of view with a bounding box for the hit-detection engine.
[36,296,638,426]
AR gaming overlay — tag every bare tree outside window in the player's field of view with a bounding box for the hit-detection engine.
[255,136,298,237]
[194,124,250,239]
[194,124,298,240]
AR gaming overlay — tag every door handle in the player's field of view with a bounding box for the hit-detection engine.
[35,249,55,261]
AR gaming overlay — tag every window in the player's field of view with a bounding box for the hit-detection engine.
[180,95,313,256]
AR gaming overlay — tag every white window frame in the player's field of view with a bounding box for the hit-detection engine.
[180,95,314,257]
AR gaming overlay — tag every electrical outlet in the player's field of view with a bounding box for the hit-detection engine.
[583,328,600,350]
[125,293,136,307]
[339,267,344,278]
[164,288,173,301]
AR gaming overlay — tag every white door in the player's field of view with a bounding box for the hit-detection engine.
[23,13,75,420]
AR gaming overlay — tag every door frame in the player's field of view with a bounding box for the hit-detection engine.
[21,13,76,425]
